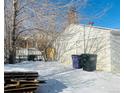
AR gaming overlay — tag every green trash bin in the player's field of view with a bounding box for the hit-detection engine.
[80,54,97,71]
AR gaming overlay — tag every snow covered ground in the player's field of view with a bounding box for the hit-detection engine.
[4,61,120,93]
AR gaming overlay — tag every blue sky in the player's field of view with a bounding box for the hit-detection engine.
[78,0,120,29]
[34,0,120,29]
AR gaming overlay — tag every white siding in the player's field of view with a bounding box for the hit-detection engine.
[110,31,120,73]
[54,24,120,72]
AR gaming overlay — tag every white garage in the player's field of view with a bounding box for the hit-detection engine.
[54,24,120,73]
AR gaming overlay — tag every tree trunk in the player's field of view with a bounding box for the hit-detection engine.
[9,50,16,64]
[8,0,17,64]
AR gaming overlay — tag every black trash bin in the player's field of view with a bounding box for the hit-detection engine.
[72,55,83,69]
[80,54,97,71]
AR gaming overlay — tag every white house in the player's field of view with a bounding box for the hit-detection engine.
[54,24,120,73]
[16,48,43,61]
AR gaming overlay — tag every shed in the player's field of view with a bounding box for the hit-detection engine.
[54,24,120,73]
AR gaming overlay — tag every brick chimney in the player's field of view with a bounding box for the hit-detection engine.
[68,6,78,25]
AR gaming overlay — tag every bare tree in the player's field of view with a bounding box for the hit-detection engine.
[29,0,70,61]
[4,0,36,64]
[4,0,111,63]
[53,24,109,64]
[30,0,110,61]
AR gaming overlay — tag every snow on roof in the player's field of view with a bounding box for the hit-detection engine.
[16,48,42,56]
[65,24,119,33]
[62,24,120,38]
[78,24,119,31]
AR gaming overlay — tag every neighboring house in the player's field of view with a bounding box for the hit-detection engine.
[54,24,120,73]
[16,48,44,62]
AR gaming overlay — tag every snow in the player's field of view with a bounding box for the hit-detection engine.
[4,61,120,93]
